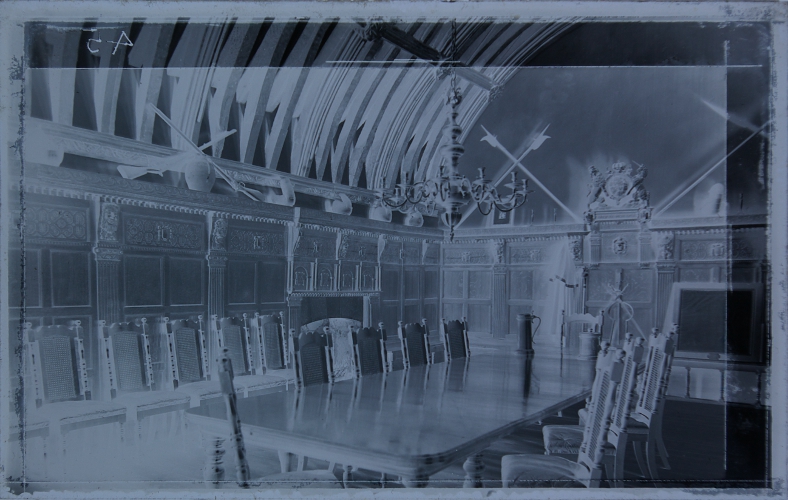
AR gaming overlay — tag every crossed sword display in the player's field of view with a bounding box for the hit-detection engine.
[467,125,583,225]
[117,103,267,202]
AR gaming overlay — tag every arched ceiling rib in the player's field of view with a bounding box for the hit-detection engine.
[29,18,572,201]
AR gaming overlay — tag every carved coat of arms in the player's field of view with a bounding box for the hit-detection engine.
[588,162,649,210]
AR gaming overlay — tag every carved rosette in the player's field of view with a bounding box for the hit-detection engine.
[653,231,675,261]
[210,218,228,251]
[98,202,120,242]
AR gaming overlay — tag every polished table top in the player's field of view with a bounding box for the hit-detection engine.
[187,352,596,479]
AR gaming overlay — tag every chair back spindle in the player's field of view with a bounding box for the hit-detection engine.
[632,325,677,428]
[255,312,287,372]
[165,316,209,388]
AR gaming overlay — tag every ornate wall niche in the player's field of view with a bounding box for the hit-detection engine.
[292,263,312,291]
[360,265,377,291]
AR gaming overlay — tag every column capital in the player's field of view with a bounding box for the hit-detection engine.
[93,245,123,262]
[207,252,228,267]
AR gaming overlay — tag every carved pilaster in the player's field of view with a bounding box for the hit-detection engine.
[638,230,653,268]
[207,253,227,368]
[492,265,508,338]
[589,232,601,268]
[94,246,123,324]
[656,264,676,328]
[287,295,303,335]
[568,234,583,264]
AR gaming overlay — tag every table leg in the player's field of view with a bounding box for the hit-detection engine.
[204,436,226,487]
[463,453,484,488]
[401,474,429,487]
[277,450,293,473]
[343,464,354,488]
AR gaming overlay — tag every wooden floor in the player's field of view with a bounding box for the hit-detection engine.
[9,333,770,493]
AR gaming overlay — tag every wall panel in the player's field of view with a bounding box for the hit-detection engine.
[124,256,163,306]
[50,250,90,307]
[169,257,204,306]
[228,261,257,305]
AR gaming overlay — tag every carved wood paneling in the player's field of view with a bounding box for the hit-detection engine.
[600,232,638,261]
[444,248,492,265]
[380,240,402,264]
[169,258,204,306]
[228,261,256,305]
[50,250,91,307]
[509,270,534,300]
[443,271,464,299]
[124,256,163,306]
[294,233,336,260]
[124,216,203,250]
[680,239,727,261]
[25,205,89,241]
[227,228,285,255]
[508,246,543,264]
[468,271,491,300]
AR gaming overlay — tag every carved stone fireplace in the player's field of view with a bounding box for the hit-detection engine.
[286,292,379,333]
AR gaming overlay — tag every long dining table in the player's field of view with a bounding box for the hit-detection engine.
[186,350,596,487]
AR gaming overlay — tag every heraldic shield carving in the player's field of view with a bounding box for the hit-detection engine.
[588,162,650,210]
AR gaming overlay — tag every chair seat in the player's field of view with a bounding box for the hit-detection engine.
[234,372,295,396]
[578,408,649,435]
[31,400,127,428]
[543,425,616,456]
[250,470,343,488]
[501,454,588,487]
[175,380,223,407]
[117,390,191,416]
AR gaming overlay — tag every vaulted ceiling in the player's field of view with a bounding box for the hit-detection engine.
[26,19,771,226]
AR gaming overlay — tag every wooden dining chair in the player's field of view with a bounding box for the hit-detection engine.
[576,325,677,480]
[161,316,222,407]
[627,325,677,479]
[398,319,432,369]
[351,323,388,377]
[292,329,334,388]
[501,347,626,488]
[212,348,344,489]
[541,333,645,486]
[253,312,288,371]
[213,315,293,397]
[99,319,190,441]
[440,317,470,361]
[25,321,127,467]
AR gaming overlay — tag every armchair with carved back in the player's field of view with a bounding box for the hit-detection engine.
[24,321,126,464]
[501,348,626,488]
[398,319,432,369]
[213,314,294,397]
[351,322,389,377]
[292,329,334,389]
[160,315,221,407]
[440,317,470,361]
[542,333,645,486]
[99,319,190,440]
